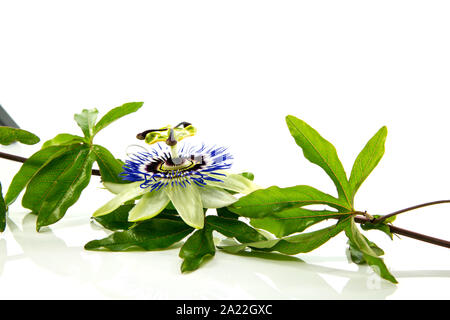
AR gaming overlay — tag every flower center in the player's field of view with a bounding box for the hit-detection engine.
[144,155,205,174]
[160,158,195,172]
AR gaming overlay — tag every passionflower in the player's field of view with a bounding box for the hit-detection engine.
[93,123,259,229]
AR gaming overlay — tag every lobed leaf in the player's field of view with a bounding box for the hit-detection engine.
[219,217,351,255]
[229,185,350,219]
[206,215,267,244]
[85,218,193,251]
[344,218,397,283]
[92,204,136,231]
[349,126,387,201]
[41,133,86,149]
[249,207,351,238]
[216,206,240,219]
[360,216,395,240]
[285,115,353,208]
[74,109,98,139]
[21,145,96,231]
[0,126,40,146]
[93,102,144,136]
[179,227,215,273]
[347,237,384,265]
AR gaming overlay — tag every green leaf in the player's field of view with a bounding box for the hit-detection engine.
[229,185,350,219]
[92,144,129,184]
[349,126,387,201]
[206,215,266,243]
[21,145,96,231]
[85,218,193,251]
[92,204,135,231]
[93,102,144,136]
[285,115,352,208]
[344,218,397,283]
[74,109,98,139]
[219,216,351,255]
[347,237,385,265]
[5,145,79,206]
[179,227,215,273]
[361,217,394,240]
[0,183,6,232]
[249,207,350,237]
[41,133,86,149]
[158,209,184,220]
[0,126,40,145]
[216,206,240,219]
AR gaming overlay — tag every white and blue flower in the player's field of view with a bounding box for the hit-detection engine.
[93,136,259,229]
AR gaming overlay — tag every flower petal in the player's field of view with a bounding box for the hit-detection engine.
[93,182,146,217]
[198,186,237,208]
[102,182,130,194]
[164,184,204,229]
[128,189,170,222]
[205,173,260,194]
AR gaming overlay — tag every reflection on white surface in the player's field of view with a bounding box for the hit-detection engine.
[0,208,448,300]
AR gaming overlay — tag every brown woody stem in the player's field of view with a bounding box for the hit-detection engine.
[0,151,101,176]
[371,200,450,224]
[354,216,450,249]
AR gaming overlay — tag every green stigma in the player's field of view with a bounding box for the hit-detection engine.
[136,122,197,146]
[136,122,197,159]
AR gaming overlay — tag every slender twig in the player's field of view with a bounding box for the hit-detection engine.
[0,151,28,163]
[354,216,450,249]
[372,200,450,224]
[0,151,101,176]
[1,150,449,248]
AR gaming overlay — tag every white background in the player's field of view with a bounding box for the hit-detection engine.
[0,1,449,299]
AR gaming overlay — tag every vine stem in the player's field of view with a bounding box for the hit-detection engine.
[0,150,449,248]
[0,151,101,176]
[354,216,450,249]
[371,200,450,224]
